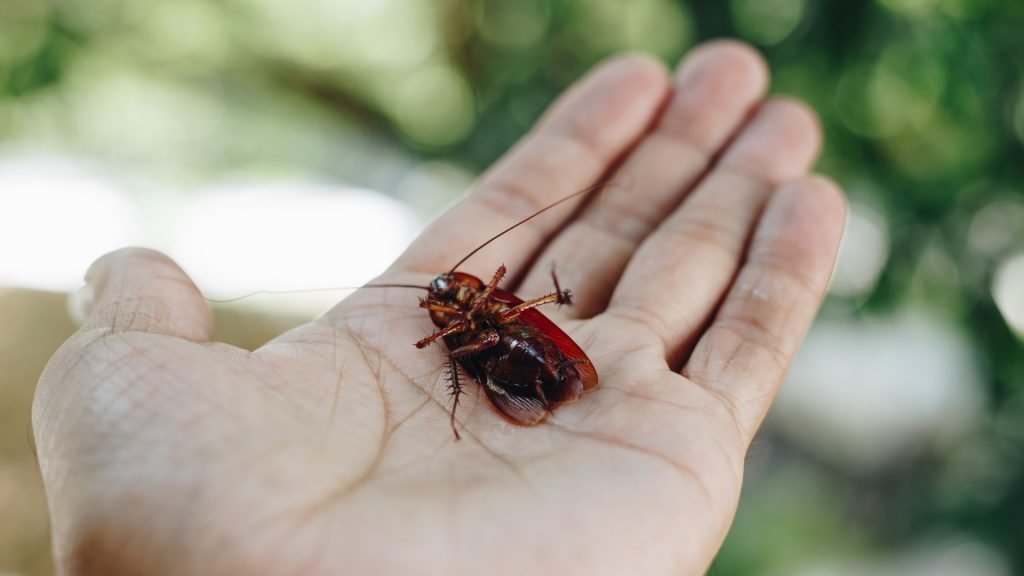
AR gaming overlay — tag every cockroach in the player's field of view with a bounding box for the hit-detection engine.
[362,186,603,439]
[416,264,597,439]
[379,185,600,439]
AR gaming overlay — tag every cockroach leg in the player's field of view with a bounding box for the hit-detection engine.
[533,379,550,405]
[419,299,463,316]
[468,264,507,315]
[499,292,562,323]
[445,359,463,441]
[447,330,501,358]
[416,321,470,349]
[550,266,574,306]
[556,358,585,379]
[444,330,501,440]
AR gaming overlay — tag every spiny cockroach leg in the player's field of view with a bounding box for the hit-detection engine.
[468,264,507,315]
[550,266,574,306]
[416,321,469,349]
[419,300,463,316]
[445,358,462,441]
[499,292,562,322]
[444,330,500,440]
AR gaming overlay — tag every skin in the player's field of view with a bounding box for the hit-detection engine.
[33,41,846,576]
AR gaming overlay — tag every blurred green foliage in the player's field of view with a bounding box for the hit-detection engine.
[2,0,1024,574]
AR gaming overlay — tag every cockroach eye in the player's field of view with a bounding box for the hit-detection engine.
[429,275,449,293]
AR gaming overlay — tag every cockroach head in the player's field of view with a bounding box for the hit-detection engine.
[428,273,457,297]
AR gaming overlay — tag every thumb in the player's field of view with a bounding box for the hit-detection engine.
[75,247,213,341]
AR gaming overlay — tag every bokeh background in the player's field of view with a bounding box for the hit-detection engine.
[2,0,1023,574]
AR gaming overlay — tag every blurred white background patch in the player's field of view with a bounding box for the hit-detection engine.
[0,152,141,291]
[0,151,422,316]
[173,180,421,315]
[784,537,1010,576]
[829,201,890,299]
[992,250,1024,340]
[774,310,984,471]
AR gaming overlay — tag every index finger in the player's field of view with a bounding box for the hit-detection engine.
[387,55,670,280]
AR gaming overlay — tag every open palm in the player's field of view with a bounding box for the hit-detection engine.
[34,42,845,576]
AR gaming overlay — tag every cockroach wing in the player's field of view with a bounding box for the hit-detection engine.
[482,384,548,425]
[489,288,599,396]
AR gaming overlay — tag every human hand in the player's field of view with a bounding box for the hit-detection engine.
[34,41,845,575]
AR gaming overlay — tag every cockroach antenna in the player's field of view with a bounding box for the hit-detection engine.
[204,283,427,304]
[447,179,624,273]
